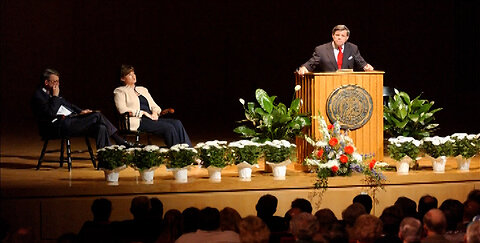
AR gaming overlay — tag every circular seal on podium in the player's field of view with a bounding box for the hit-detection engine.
[326,85,373,130]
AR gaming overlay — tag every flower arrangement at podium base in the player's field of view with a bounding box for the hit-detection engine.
[97,145,128,184]
[387,137,422,174]
[263,140,296,180]
[451,133,479,171]
[165,144,198,183]
[303,115,387,193]
[228,140,262,181]
[195,140,232,182]
[421,136,454,173]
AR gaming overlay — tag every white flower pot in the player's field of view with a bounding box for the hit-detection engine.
[172,168,188,183]
[396,156,412,174]
[456,156,471,171]
[236,161,259,181]
[102,165,127,185]
[428,156,446,173]
[139,168,156,183]
[266,159,291,180]
[207,166,222,183]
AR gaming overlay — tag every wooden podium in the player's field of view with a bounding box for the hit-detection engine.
[295,71,384,168]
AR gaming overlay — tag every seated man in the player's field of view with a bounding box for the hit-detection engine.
[31,68,131,149]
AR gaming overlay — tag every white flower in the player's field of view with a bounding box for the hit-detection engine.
[144,145,160,152]
[352,152,363,163]
[374,162,389,168]
[294,85,301,91]
[451,133,468,140]
[159,148,169,153]
[315,141,328,147]
[239,98,245,105]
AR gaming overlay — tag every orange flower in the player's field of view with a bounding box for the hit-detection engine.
[340,154,348,163]
[317,149,324,158]
[369,159,376,170]
[329,137,338,147]
[331,165,338,173]
[344,145,354,155]
[328,124,334,130]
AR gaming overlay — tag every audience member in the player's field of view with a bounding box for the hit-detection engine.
[418,195,438,222]
[395,197,418,219]
[256,194,287,232]
[314,208,338,235]
[341,203,366,238]
[175,207,240,243]
[182,207,201,234]
[464,199,480,228]
[78,198,114,243]
[439,199,465,243]
[220,207,241,233]
[156,209,183,243]
[325,222,349,243]
[289,212,321,243]
[421,209,449,243]
[351,214,383,243]
[398,217,422,243]
[112,196,156,243]
[466,220,480,243]
[468,189,480,204]
[238,215,270,243]
[291,198,313,214]
[149,197,164,239]
[377,205,403,243]
[353,194,373,214]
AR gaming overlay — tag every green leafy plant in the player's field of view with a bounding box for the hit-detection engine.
[97,145,128,170]
[127,145,166,170]
[165,144,198,169]
[384,89,442,139]
[195,140,233,168]
[262,140,296,163]
[234,85,311,143]
[228,140,262,165]
[421,136,454,158]
[387,136,422,161]
[451,133,479,159]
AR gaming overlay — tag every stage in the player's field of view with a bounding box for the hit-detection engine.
[1,130,480,242]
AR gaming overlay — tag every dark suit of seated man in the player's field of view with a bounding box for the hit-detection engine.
[31,68,129,149]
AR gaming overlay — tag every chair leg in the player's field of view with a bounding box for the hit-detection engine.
[66,139,72,171]
[37,140,49,170]
[85,137,96,168]
[60,138,65,167]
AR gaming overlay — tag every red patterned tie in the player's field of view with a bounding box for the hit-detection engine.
[337,46,343,70]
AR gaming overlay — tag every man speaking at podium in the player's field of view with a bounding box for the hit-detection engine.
[297,25,374,74]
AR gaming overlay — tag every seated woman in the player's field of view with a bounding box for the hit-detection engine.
[114,64,192,147]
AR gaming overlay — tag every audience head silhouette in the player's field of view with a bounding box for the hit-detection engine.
[91,198,112,222]
[256,194,278,217]
[353,194,373,214]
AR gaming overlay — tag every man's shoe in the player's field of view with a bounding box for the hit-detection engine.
[122,141,136,148]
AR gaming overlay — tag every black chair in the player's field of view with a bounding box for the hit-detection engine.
[115,111,152,145]
[36,135,96,171]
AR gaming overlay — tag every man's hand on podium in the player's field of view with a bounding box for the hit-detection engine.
[297,66,309,75]
[363,64,374,71]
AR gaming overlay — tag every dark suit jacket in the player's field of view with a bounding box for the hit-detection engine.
[31,87,82,138]
[302,42,368,72]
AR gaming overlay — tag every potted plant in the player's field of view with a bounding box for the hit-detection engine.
[451,133,479,171]
[303,115,388,190]
[384,89,442,140]
[228,140,262,181]
[195,140,232,182]
[97,145,128,183]
[421,136,454,173]
[387,136,422,174]
[165,144,198,183]
[127,145,167,183]
[262,140,296,180]
[234,85,311,142]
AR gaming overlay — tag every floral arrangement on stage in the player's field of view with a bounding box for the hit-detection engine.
[303,114,388,190]
[421,136,454,159]
[228,140,263,165]
[233,85,311,143]
[195,140,233,168]
[97,145,128,170]
[126,145,168,170]
[387,136,422,166]
[165,144,198,169]
[450,133,479,159]
[262,140,297,163]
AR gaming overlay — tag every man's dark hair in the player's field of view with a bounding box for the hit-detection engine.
[291,198,312,213]
[199,207,220,231]
[395,196,417,218]
[150,197,163,221]
[130,196,150,220]
[353,194,373,214]
[42,68,59,81]
[379,205,403,236]
[91,198,112,222]
[439,199,464,231]
[342,203,366,227]
[332,25,350,36]
[256,194,278,217]
[418,195,438,220]
[182,207,201,233]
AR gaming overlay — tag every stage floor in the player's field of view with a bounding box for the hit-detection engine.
[1,129,480,242]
